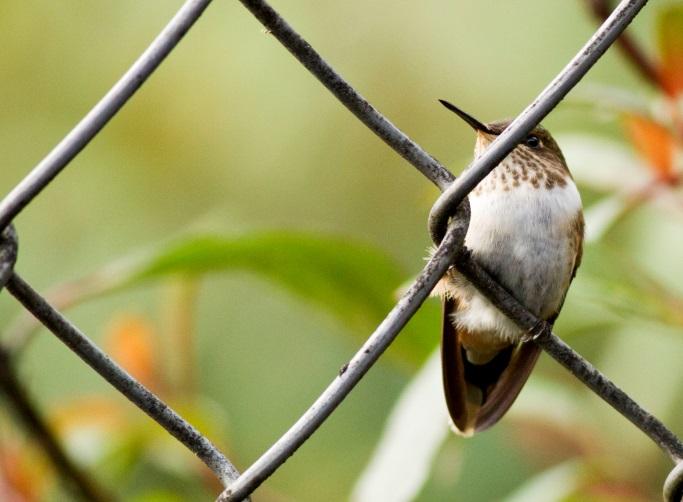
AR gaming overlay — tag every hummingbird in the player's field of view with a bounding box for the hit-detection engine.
[433,99,584,436]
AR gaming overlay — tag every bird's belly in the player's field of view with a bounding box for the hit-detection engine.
[450,182,582,343]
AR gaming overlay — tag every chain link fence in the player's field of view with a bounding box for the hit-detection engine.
[1,0,681,500]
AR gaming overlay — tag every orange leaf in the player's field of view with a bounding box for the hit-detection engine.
[622,114,677,182]
[581,481,651,502]
[50,397,124,432]
[658,5,683,96]
[0,441,49,501]
[104,315,160,391]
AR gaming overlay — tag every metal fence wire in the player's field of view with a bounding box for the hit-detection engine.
[0,0,681,500]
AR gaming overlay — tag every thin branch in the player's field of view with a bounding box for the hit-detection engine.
[0,347,113,502]
[0,228,110,500]
[456,251,683,462]
[164,278,201,397]
[4,272,243,488]
[215,206,471,502]
[2,259,125,353]
[238,0,455,191]
[586,0,663,89]
[0,0,214,231]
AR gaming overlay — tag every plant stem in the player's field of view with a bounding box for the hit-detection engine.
[0,346,113,502]
[586,0,663,88]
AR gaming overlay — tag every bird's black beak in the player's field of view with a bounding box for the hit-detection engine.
[438,99,496,135]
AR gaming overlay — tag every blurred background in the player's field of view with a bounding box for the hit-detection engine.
[1,1,683,500]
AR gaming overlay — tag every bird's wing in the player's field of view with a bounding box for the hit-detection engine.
[441,297,541,435]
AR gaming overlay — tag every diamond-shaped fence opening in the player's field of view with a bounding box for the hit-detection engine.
[1,1,681,501]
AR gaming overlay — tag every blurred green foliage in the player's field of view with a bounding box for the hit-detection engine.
[1,1,683,501]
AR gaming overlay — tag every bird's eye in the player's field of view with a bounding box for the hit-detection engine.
[525,135,541,148]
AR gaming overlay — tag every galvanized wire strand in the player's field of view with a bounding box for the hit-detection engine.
[0,0,213,232]
[664,462,683,502]
[0,226,18,289]
[238,0,456,192]
[216,206,470,502]
[222,0,683,499]
[428,0,650,243]
[423,0,683,468]
[0,2,249,493]
[0,0,674,500]
[5,271,243,488]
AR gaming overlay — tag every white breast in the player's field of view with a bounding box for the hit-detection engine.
[449,180,582,343]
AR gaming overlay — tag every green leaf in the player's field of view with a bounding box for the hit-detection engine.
[10,232,438,366]
[352,352,453,502]
[583,194,638,244]
[129,233,403,330]
[503,460,583,502]
[570,242,683,329]
[129,492,186,502]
